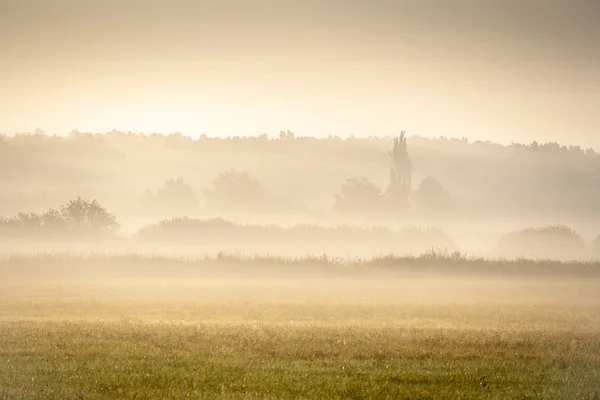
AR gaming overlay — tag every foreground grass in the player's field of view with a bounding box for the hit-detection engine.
[1,321,599,400]
[1,253,600,399]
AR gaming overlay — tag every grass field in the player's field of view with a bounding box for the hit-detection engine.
[1,254,600,399]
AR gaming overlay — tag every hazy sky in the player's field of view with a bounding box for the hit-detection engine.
[1,0,599,146]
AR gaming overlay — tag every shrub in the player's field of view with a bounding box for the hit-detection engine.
[135,217,457,255]
[139,178,198,211]
[0,197,119,238]
[589,234,600,258]
[203,170,267,212]
[413,176,452,212]
[334,177,386,215]
[497,225,587,260]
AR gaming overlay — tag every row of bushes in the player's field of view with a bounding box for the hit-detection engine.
[0,198,119,237]
[135,216,457,255]
[496,225,595,260]
[136,219,600,260]
[1,198,600,260]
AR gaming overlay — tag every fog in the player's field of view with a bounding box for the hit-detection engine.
[2,254,599,345]
[2,4,600,398]
[0,131,599,261]
[2,1,599,261]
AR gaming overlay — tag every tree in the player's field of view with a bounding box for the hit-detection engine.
[41,208,68,231]
[12,212,42,231]
[385,132,412,209]
[0,197,119,238]
[203,170,266,212]
[413,176,452,212]
[334,177,386,214]
[497,225,587,260]
[140,178,198,211]
[59,197,120,236]
[279,130,296,140]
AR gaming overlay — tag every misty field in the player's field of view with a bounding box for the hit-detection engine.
[1,254,600,399]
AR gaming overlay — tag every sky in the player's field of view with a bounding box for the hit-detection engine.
[1,0,599,146]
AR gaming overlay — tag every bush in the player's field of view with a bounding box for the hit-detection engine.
[0,197,119,238]
[139,178,198,211]
[589,235,600,258]
[334,177,386,215]
[413,176,452,212]
[135,217,457,256]
[496,225,587,260]
[203,170,267,212]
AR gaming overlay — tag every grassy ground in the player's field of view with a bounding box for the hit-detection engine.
[2,321,600,400]
[1,254,600,399]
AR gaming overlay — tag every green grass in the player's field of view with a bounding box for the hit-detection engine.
[1,321,600,400]
[1,253,600,399]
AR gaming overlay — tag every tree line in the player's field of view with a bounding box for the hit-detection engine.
[4,129,595,158]
[2,129,600,224]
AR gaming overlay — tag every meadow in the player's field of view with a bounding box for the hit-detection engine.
[4,4,600,398]
[1,254,600,399]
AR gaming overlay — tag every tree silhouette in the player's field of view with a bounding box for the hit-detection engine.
[140,178,198,211]
[59,197,120,236]
[497,225,587,260]
[385,132,412,209]
[334,177,385,214]
[414,176,452,212]
[279,130,296,140]
[41,208,67,231]
[203,170,266,212]
[0,197,119,237]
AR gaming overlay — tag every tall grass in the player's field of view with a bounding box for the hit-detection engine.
[2,250,600,279]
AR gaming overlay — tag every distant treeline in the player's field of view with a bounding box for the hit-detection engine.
[3,129,595,156]
[1,130,600,225]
